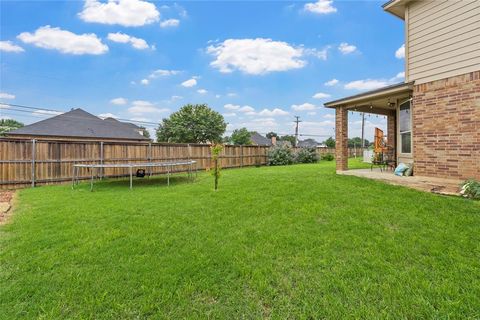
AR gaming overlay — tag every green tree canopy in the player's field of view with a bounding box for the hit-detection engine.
[266,132,278,139]
[230,127,252,145]
[0,119,24,136]
[279,135,296,146]
[324,137,336,148]
[138,126,150,139]
[156,104,226,143]
[348,137,369,148]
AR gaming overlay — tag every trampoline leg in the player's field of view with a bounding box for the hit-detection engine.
[129,166,133,190]
[90,168,94,192]
[167,166,170,186]
[72,166,75,189]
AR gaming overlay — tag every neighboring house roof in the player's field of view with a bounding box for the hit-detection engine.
[250,132,272,146]
[7,108,150,141]
[276,140,292,148]
[297,139,318,148]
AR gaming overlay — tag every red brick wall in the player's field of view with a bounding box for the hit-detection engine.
[335,107,348,171]
[412,71,480,180]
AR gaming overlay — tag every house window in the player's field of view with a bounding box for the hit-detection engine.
[399,100,411,154]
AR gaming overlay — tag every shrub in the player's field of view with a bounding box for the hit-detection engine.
[460,180,480,199]
[321,153,334,161]
[267,145,294,166]
[295,147,319,164]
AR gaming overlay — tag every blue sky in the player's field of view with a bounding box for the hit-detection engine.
[0,0,406,141]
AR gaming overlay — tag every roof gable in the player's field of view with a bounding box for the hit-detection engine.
[8,108,149,141]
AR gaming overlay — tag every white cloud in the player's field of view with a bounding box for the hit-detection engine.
[344,79,390,91]
[0,41,24,53]
[148,69,180,78]
[395,44,405,59]
[239,106,255,113]
[323,113,335,119]
[307,111,317,115]
[338,42,357,54]
[160,19,180,28]
[128,100,169,114]
[207,38,307,75]
[304,47,329,61]
[345,71,407,91]
[227,92,237,97]
[292,103,316,111]
[181,78,197,87]
[312,92,331,99]
[141,79,149,85]
[107,32,151,50]
[17,25,108,55]
[197,89,208,94]
[78,0,160,27]
[170,95,183,101]
[110,97,127,105]
[257,108,289,116]
[33,109,62,116]
[223,112,236,117]
[324,78,339,86]
[0,92,15,100]
[304,0,337,14]
[394,71,405,79]
[98,112,118,118]
[224,104,240,110]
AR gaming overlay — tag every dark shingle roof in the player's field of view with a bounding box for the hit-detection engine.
[250,132,272,146]
[8,108,150,141]
[297,139,318,148]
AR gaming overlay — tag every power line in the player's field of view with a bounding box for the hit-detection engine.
[0,103,160,127]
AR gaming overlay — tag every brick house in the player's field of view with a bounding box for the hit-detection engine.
[325,0,479,180]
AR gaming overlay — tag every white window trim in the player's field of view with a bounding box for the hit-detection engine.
[397,98,413,157]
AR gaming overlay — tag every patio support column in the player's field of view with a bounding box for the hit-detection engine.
[387,110,396,158]
[335,106,348,171]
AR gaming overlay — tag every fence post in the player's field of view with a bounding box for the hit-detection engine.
[31,139,36,187]
[148,142,152,177]
[100,141,104,179]
[240,145,243,168]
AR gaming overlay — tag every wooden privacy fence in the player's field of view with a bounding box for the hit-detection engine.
[0,138,270,189]
[0,138,363,189]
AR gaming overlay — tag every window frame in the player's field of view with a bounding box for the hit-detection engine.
[397,99,413,156]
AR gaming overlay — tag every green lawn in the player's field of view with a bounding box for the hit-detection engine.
[1,160,479,319]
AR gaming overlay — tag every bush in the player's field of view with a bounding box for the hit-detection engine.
[267,145,294,166]
[321,153,334,161]
[460,180,480,199]
[295,147,319,164]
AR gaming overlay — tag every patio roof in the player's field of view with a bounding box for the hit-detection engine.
[324,82,413,115]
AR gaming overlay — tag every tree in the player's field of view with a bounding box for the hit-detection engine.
[230,127,252,145]
[266,132,278,139]
[324,136,336,148]
[138,126,150,139]
[279,135,296,146]
[0,119,24,136]
[348,137,369,148]
[156,104,226,143]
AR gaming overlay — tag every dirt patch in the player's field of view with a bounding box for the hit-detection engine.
[0,191,15,225]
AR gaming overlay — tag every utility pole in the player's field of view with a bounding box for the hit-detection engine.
[361,112,365,149]
[294,116,302,147]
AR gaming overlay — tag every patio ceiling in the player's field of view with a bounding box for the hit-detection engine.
[324,82,413,116]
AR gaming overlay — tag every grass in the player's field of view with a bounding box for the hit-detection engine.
[1,159,479,319]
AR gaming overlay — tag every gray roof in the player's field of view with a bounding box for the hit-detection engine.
[297,139,318,148]
[8,108,150,141]
[250,132,272,146]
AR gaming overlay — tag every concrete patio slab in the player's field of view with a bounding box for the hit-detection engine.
[337,169,462,196]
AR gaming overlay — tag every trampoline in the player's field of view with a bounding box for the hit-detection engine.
[72,160,197,191]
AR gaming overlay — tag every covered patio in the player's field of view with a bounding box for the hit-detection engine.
[325,82,413,172]
[324,82,463,195]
